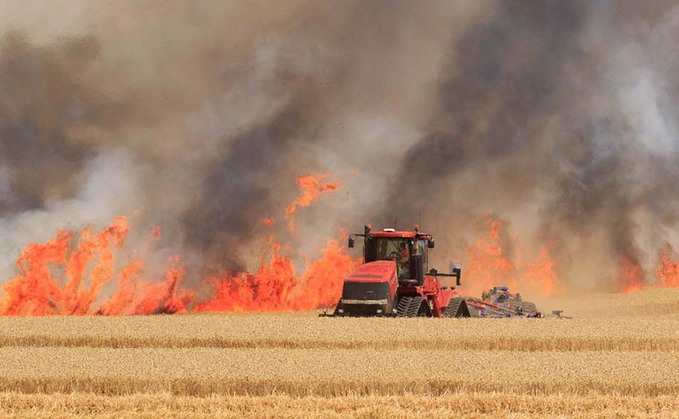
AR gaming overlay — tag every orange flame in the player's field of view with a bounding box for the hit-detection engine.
[620,258,643,294]
[0,231,72,315]
[95,259,143,315]
[0,217,194,316]
[463,218,517,295]
[285,174,339,235]
[656,245,679,288]
[195,236,358,312]
[62,217,129,315]
[196,174,352,312]
[127,255,195,314]
[523,246,559,296]
[615,246,679,293]
[0,173,354,315]
[462,217,560,297]
[296,233,358,309]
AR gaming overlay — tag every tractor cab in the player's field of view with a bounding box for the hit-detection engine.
[348,225,434,285]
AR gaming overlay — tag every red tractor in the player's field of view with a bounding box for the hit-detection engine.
[331,225,470,317]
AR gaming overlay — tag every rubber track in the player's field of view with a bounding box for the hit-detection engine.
[396,296,425,317]
[408,296,424,317]
[444,297,471,318]
[396,297,412,317]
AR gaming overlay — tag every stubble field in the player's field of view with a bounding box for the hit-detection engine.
[2,288,679,418]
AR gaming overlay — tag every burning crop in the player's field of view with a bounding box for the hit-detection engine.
[195,237,357,313]
[0,217,194,316]
[656,246,679,288]
[460,217,679,296]
[461,218,561,297]
[0,174,357,315]
[5,192,679,316]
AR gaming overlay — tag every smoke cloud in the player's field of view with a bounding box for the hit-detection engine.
[1,1,679,293]
[387,1,679,290]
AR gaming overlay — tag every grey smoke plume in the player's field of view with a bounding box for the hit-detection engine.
[1,1,678,292]
[388,1,679,290]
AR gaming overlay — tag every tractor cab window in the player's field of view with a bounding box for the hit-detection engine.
[374,238,411,279]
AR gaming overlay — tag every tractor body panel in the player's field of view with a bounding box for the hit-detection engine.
[338,260,398,316]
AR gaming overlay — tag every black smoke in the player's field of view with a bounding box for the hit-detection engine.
[387,1,679,289]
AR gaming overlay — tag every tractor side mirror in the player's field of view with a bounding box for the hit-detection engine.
[428,238,435,248]
[348,237,355,248]
[450,263,462,286]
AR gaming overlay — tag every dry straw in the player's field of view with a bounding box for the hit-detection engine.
[0,288,679,416]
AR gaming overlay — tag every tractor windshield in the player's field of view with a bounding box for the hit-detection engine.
[374,238,411,278]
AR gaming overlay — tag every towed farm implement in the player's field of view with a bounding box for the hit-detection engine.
[466,286,542,318]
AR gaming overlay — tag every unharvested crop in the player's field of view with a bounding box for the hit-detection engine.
[2,393,679,418]
[1,288,679,417]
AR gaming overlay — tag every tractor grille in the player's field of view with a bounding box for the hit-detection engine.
[341,281,390,304]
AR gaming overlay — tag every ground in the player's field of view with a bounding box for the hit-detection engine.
[1,289,679,418]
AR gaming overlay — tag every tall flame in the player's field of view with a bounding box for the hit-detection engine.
[462,217,561,297]
[0,231,72,315]
[195,173,355,312]
[195,236,358,312]
[285,174,339,235]
[13,177,679,316]
[124,255,195,315]
[463,218,679,295]
[655,245,679,288]
[0,217,194,316]
[617,246,679,293]
[0,173,356,315]
[523,247,559,296]
[463,218,517,294]
[620,258,644,294]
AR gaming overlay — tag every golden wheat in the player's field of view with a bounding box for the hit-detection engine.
[1,288,679,417]
[1,393,679,418]
[0,346,677,396]
[1,314,679,351]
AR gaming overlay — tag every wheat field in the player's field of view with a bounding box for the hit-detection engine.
[2,288,679,418]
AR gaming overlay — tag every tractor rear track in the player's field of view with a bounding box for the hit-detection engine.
[396,296,425,317]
